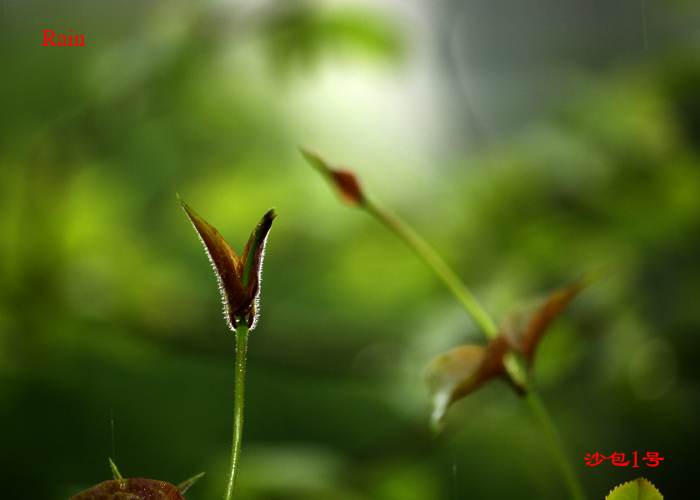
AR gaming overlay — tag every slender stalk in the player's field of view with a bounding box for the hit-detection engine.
[224,323,249,500]
[526,391,586,500]
[364,199,498,338]
[362,197,587,500]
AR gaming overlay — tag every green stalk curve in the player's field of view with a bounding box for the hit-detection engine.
[362,197,587,500]
[364,199,498,338]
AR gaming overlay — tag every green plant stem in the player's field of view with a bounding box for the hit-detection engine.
[224,323,249,500]
[364,199,498,338]
[526,390,587,500]
[363,197,587,500]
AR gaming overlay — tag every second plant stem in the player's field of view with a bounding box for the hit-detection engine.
[526,390,587,500]
[224,323,249,500]
[363,198,587,500]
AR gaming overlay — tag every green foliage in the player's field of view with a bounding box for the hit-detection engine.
[605,478,663,500]
[263,3,404,73]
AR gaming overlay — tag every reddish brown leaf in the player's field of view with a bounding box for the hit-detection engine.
[300,148,366,205]
[425,336,509,432]
[239,208,276,327]
[70,478,186,500]
[500,280,587,362]
[179,197,250,329]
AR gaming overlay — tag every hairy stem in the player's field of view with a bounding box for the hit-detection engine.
[362,197,587,500]
[224,323,249,500]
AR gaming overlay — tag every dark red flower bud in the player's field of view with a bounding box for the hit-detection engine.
[300,148,366,205]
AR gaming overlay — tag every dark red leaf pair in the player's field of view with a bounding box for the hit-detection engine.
[426,279,591,432]
[179,197,276,330]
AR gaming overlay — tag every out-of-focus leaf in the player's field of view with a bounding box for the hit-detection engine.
[499,278,589,363]
[425,275,599,431]
[605,478,664,500]
[301,148,366,205]
[179,196,276,328]
[69,478,186,500]
[425,336,509,433]
[317,11,404,58]
[264,5,404,73]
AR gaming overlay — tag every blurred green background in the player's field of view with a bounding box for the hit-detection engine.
[1,1,699,499]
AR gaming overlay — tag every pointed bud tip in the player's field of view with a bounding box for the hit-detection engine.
[263,207,277,222]
[253,208,276,239]
[177,471,205,494]
[108,458,123,480]
[177,194,194,214]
